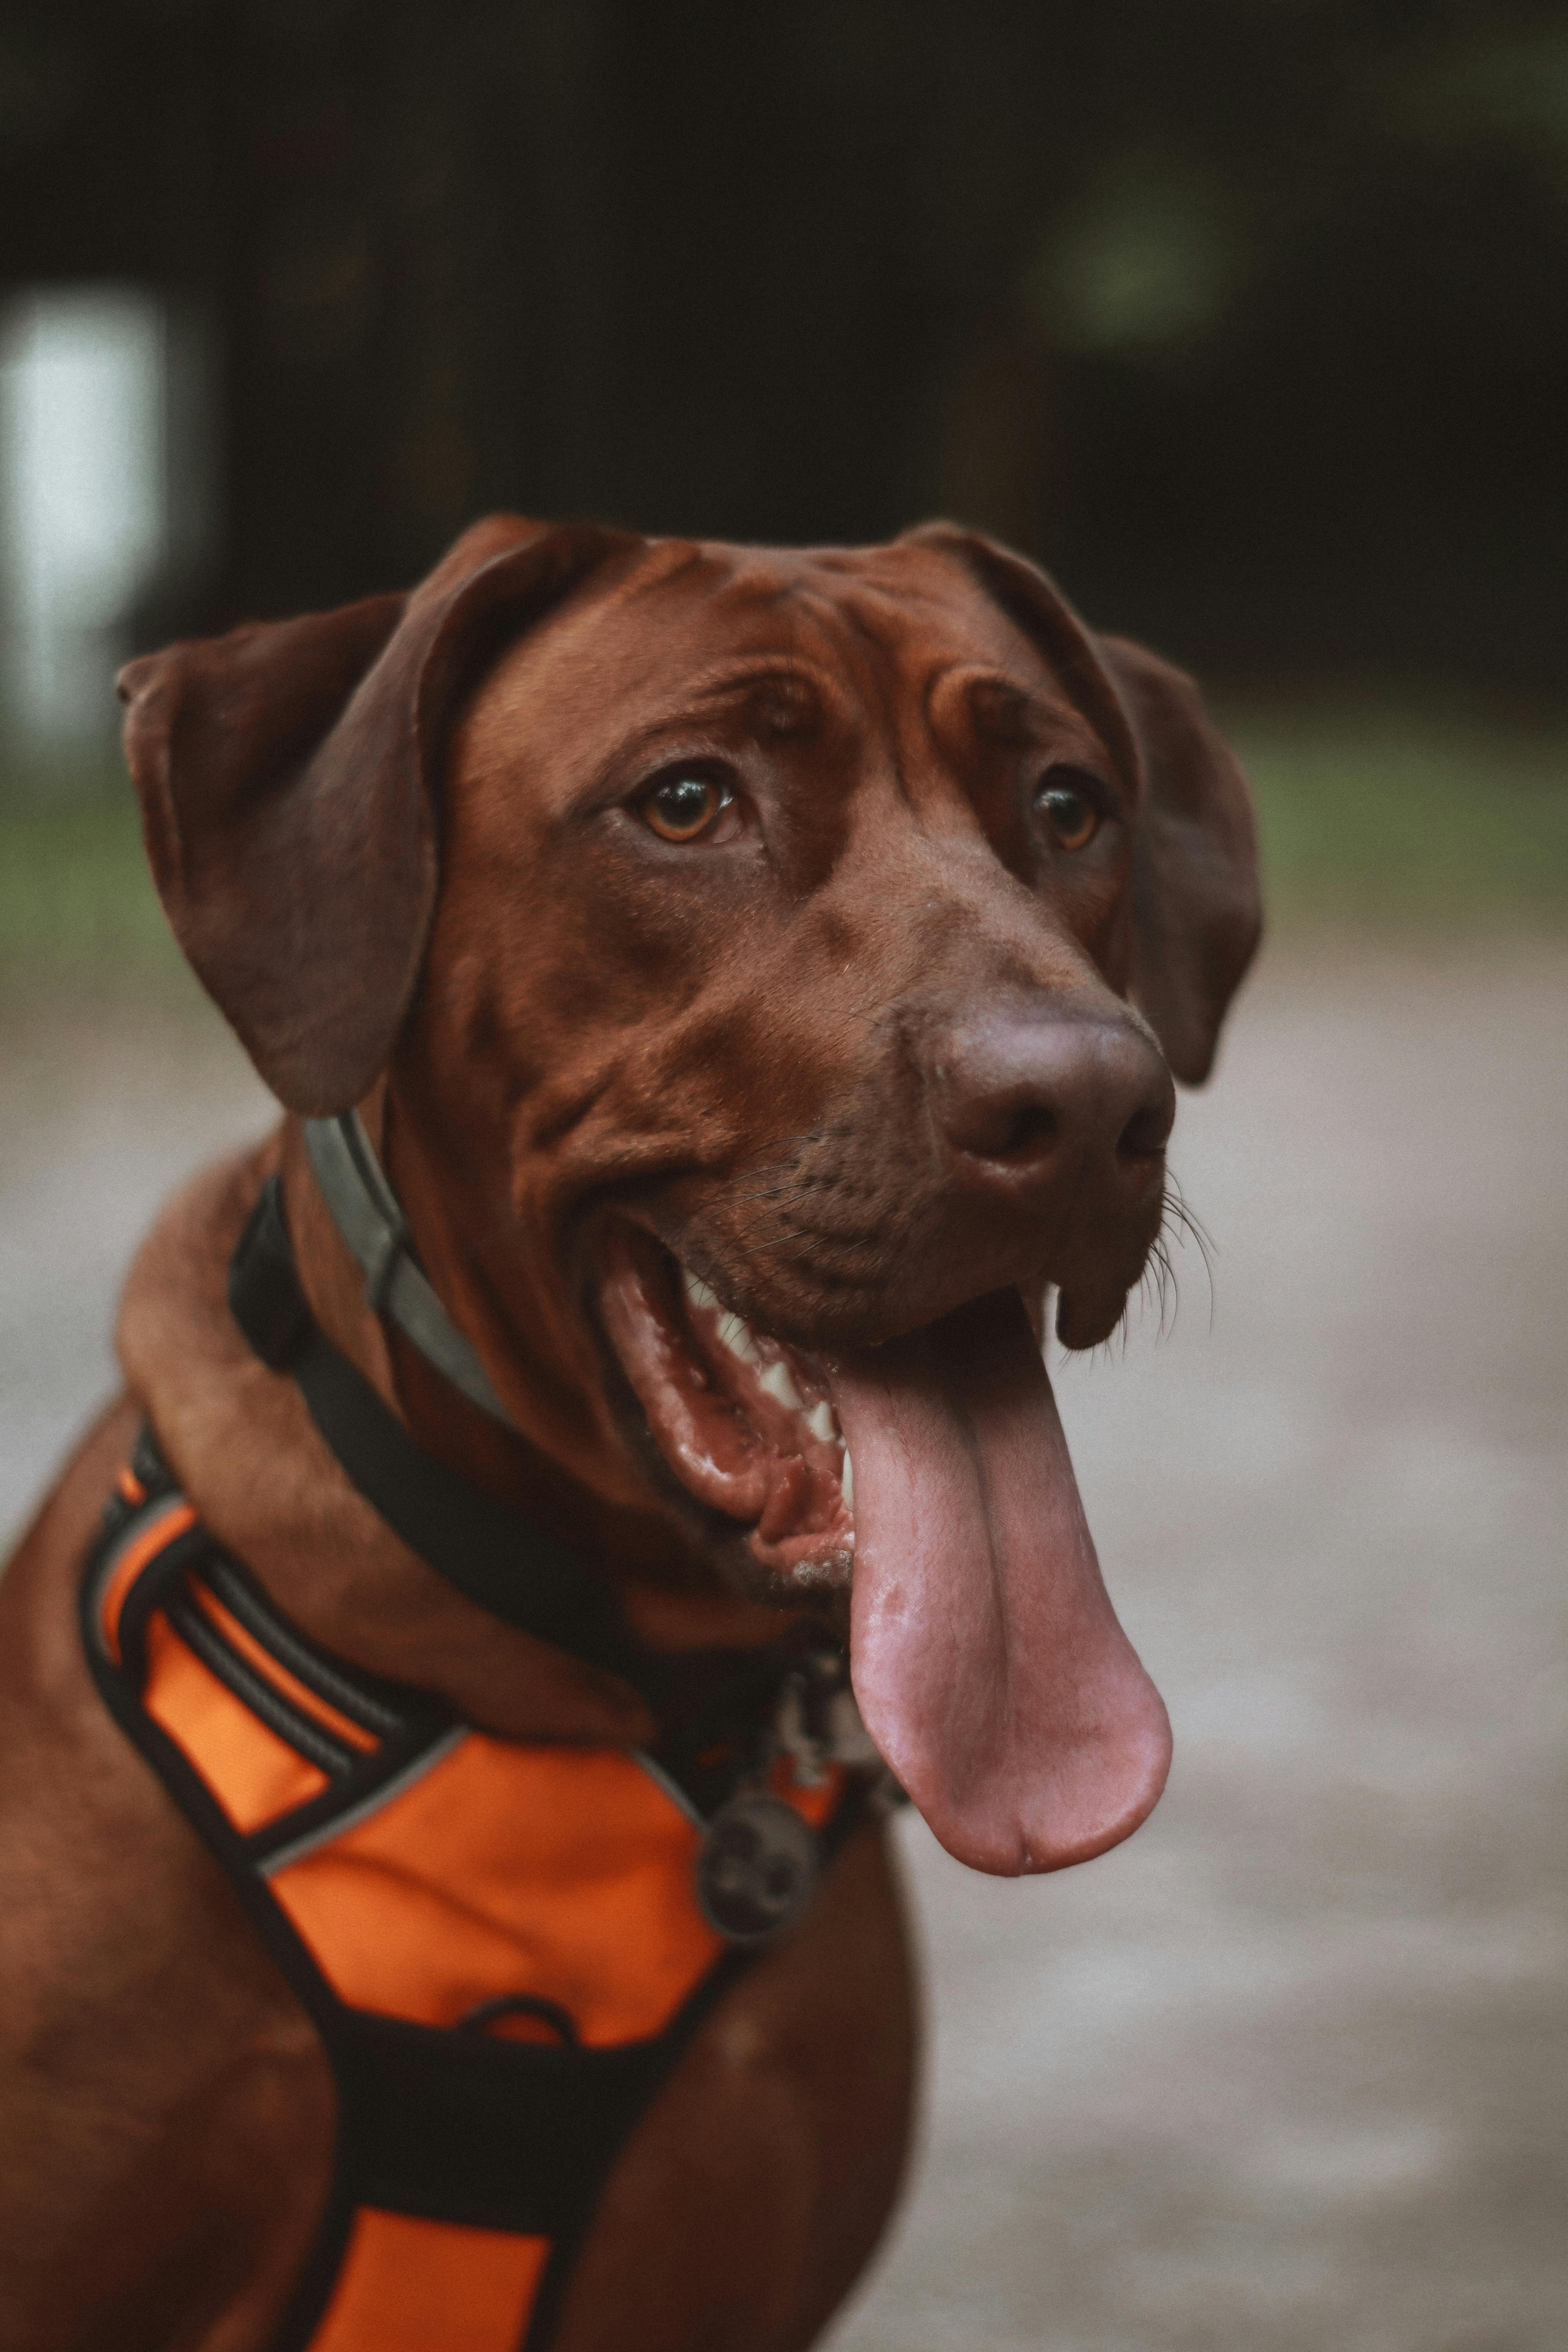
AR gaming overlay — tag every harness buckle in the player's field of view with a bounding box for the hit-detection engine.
[775,1652,881,1787]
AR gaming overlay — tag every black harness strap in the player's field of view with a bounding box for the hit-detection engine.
[226,1176,852,1788]
[229,1177,635,1677]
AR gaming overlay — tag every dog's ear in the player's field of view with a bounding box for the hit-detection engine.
[119,514,640,1114]
[903,523,1261,1083]
[1091,633,1261,1082]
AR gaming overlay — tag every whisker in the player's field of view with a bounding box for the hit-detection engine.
[746,1223,877,1259]
[1144,1232,1178,1339]
[732,1179,816,1207]
[1157,1173,1216,1334]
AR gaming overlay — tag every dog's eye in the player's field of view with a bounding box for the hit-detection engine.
[1036,769,1102,853]
[641,774,732,843]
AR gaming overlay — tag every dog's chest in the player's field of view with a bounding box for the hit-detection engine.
[82,1457,853,2352]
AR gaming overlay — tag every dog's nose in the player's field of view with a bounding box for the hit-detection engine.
[933,1002,1175,1188]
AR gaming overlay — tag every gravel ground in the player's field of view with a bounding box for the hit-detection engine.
[2,937,1564,2352]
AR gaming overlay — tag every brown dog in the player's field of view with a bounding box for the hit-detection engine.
[0,515,1258,2350]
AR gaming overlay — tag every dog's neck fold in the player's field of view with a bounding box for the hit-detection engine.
[114,1139,659,1744]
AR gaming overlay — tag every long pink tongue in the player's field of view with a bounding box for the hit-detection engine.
[831,1288,1172,1876]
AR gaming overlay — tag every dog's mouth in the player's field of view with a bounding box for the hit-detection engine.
[597,1221,1172,1877]
[597,1223,855,1585]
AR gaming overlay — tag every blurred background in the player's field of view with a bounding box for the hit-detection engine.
[1,4,1564,2346]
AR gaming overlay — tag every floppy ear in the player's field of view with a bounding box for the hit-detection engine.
[1092,633,1261,1083]
[902,523,1261,1083]
[118,513,640,1115]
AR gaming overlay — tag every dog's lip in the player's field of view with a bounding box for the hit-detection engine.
[594,1220,855,1582]
[600,1202,1053,1357]
[590,1212,1047,1577]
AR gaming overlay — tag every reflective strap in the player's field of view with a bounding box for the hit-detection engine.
[89,1494,201,1665]
[303,1114,513,1427]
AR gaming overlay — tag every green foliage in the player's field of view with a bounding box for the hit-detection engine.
[1023,156,1254,359]
[1395,24,1568,201]
[1229,703,1568,926]
[0,786,186,994]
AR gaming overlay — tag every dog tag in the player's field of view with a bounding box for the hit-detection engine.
[695,1792,820,1944]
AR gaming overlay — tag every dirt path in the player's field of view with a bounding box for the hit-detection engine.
[3,939,1564,2351]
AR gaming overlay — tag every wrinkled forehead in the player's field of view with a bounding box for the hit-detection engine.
[471,536,1081,744]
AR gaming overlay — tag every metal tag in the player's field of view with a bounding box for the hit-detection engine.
[695,1791,820,1944]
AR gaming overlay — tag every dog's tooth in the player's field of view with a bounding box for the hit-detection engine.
[681,1269,764,1367]
[717,1312,762,1366]
[806,1400,836,1445]
[840,1448,854,1508]
[759,1358,804,1411]
[682,1267,719,1315]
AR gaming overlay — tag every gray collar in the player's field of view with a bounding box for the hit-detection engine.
[302,1113,514,1427]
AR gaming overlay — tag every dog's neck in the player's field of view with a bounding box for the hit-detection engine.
[277,1108,801,1668]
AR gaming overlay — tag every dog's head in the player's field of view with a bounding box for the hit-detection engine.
[121,514,1259,1876]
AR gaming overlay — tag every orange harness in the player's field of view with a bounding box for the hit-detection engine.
[83,1445,866,2351]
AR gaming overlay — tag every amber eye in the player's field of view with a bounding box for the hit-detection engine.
[641,773,731,843]
[1036,771,1101,852]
